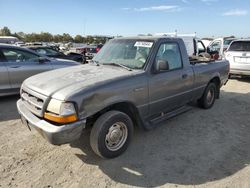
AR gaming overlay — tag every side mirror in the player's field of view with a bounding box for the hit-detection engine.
[155,60,169,72]
[38,57,49,64]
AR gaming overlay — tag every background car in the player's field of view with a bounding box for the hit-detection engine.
[14,41,26,47]
[0,44,80,96]
[225,39,250,77]
[207,37,236,59]
[27,46,85,63]
[76,44,103,62]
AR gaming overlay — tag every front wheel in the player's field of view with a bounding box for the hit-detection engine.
[90,110,134,158]
[198,82,217,109]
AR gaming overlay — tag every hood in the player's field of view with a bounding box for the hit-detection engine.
[23,64,139,100]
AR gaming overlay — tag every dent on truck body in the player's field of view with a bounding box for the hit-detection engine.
[70,72,149,121]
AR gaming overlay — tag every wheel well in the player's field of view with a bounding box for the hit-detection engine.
[86,102,143,128]
[209,77,221,98]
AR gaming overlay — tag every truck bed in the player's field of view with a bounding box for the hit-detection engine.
[190,57,229,91]
[189,56,215,65]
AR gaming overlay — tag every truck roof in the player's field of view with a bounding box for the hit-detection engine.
[114,36,184,42]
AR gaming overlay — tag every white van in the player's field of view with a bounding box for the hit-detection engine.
[0,36,19,44]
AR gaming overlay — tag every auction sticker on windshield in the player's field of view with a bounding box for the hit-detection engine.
[134,41,153,48]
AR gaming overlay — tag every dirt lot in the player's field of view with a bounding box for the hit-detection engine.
[0,78,250,188]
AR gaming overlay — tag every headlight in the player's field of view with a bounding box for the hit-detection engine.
[60,103,76,116]
[44,99,78,124]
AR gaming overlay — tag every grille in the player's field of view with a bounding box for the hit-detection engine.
[21,88,47,117]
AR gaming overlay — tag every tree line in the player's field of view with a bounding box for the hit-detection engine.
[0,26,111,44]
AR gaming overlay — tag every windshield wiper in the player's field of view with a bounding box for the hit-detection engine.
[102,63,132,71]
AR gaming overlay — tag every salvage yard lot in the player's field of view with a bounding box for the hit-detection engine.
[0,78,250,188]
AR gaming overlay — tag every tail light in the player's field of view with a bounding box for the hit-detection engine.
[96,48,100,53]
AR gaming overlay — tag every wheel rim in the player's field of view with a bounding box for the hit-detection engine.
[206,88,215,105]
[105,122,128,151]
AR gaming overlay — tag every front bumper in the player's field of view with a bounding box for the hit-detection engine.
[17,99,86,145]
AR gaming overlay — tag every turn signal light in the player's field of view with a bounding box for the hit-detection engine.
[44,112,78,124]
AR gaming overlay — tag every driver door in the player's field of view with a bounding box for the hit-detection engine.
[1,47,52,89]
[148,42,194,117]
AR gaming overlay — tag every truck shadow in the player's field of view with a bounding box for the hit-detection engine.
[0,95,20,122]
[72,91,250,187]
[229,76,250,83]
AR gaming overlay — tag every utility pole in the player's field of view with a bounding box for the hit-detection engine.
[83,19,87,37]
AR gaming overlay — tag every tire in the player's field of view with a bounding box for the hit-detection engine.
[198,82,217,109]
[90,110,134,158]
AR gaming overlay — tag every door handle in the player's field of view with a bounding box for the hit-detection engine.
[182,74,188,79]
[134,87,144,92]
[10,66,21,68]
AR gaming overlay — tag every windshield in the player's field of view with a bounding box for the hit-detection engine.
[228,41,250,52]
[93,39,154,69]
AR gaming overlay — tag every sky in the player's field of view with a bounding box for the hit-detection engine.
[0,0,250,38]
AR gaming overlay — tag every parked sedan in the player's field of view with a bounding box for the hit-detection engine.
[225,39,250,76]
[27,46,85,63]
[0,44,80,96]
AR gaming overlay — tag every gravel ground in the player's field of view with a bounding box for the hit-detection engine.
[0,78,250,188]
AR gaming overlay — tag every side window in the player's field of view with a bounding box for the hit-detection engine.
[210,41,221,52]
[43,48,59,56]
[155,42,182,71]
[2,48,39,63]
[36,48,47,55]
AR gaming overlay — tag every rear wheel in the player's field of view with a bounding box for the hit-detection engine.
[198,82,217,109]
[90,110,134,158]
